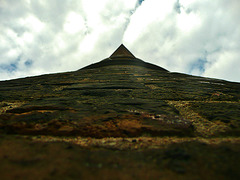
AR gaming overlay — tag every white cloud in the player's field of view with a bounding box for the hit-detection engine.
[64,12,85,34]
[0,0,239,82]
[19,15,45,33]
[123,0,240,82]
[204,50,240,81]
[177,10,201,32]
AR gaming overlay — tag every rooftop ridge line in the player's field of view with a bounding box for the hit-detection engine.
[110,44,135,59]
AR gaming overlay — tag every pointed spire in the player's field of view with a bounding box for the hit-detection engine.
[110,44,135,59]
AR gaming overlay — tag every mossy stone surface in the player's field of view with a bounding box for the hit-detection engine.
[0,57,240,179]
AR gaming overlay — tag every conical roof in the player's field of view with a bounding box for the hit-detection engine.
[81,44,168,71]
[110,44,135,58]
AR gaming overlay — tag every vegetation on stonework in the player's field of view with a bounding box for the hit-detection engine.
[0,65,239,137]
[0,59,240,179]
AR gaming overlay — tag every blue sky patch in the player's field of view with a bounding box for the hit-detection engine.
[190,59,207,74]
[0,63,18,72]
[0,55,23,73]
[25,59,33,67]
[138,0,144,5]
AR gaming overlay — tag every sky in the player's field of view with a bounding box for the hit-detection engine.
[0,0,240,82]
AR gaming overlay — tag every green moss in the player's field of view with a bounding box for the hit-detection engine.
[0,64,239,137]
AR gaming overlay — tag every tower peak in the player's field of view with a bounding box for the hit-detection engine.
[110,44,135,59]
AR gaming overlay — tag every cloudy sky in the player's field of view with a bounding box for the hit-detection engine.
[0,0,240,82]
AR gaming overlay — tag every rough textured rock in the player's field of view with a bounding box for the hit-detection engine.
[0,45,239,179]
